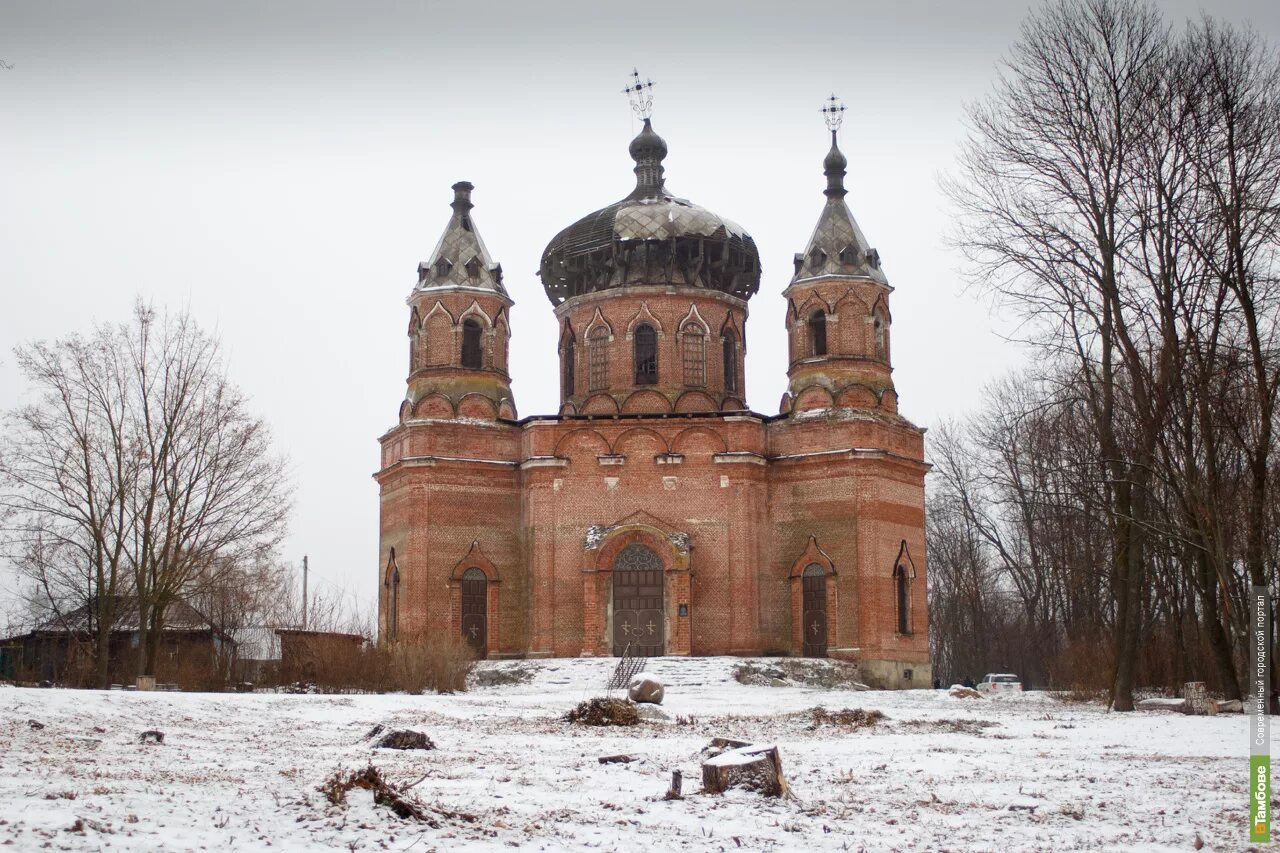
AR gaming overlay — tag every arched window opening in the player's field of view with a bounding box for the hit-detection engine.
[895,565,911,635]
[874,315,887,360]
[722,330,738,394]
[461,318,483,368]
[588,327,609,391]
[634,323,658,385]
[809,310,828,357]
[681,325,705,387]
[563,337,576,397]
[385,550,400,643]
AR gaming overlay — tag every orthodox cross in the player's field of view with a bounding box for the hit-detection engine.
[625,69,656,120]
[822,93,846,132]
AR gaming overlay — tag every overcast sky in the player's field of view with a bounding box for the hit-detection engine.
[3,0,1278,628]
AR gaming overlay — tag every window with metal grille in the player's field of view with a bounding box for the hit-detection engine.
[681,325,705,387]
[461,319,483,368]
[634,323,657,385]
[563,338,576,396]
[588,327,609,390]
[722,330,737,394]
[809,310,827,356]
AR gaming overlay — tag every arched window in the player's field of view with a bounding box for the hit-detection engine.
[461,318,483,368]
[894,564,910,635]
[634,323,658,385]
[384,549,400,643]
[874,315,887,360]
[722,330,737,394]
[681,325,705,387]
[562,337,576,397]
[588,326,609,391]
[809,310,827,357]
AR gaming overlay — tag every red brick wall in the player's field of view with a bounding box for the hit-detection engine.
[378,275,930,685]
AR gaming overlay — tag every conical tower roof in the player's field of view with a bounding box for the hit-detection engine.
[791,130,887,286]
[415,181,506,296]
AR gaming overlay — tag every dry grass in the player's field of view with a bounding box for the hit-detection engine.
[285,636,476,695]
[809,707,888,729]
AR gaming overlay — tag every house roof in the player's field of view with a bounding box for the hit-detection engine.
[32,596,214,635]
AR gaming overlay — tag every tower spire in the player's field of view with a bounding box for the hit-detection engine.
[624,69,667,198]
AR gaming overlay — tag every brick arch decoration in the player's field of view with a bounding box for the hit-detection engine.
[447,540,501,655]
[788,536,842,657]
[582,518,692,657]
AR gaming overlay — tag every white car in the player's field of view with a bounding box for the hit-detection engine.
[977,673,1023,693]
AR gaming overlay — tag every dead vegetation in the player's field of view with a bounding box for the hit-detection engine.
[900,718,999,735]
[320,764,476,826]
[564,697,639,727]
[809,707,888,730]
[371,729,435,751]
[285,637,476,695]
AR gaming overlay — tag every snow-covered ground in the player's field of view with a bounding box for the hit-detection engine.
[0,657,1251,852]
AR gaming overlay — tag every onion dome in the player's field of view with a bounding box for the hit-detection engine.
[539,119,761,306]
[792,130,887,286]
[415,181,506,295]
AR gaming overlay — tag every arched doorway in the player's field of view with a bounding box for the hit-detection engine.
[612,543,664,656]
[802,563,828,657]
[461,568,487,657]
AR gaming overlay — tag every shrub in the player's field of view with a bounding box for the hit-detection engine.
[282,635,477,695]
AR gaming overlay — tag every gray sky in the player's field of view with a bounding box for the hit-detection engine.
[3,0,1278,626]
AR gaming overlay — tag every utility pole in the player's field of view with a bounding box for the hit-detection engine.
[302,555,309,630]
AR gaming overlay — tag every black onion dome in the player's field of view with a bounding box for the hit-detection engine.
[539,119,761,307]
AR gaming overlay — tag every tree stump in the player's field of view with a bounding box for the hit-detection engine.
[1183,682,1216,716]
[701,743,788,797]
[664,770,683,800]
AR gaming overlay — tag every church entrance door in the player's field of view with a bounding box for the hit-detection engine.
[461,568,488,658]
[611,543,664,656]
[802,563,827,657]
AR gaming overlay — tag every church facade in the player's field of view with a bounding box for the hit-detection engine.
[375,106,930,688]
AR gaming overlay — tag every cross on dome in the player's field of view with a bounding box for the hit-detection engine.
[624,69,656,120]
[822,93,846,132]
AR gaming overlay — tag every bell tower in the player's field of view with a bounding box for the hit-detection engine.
[403,182,517,421]
[782,96,896,415]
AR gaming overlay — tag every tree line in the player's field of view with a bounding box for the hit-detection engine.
[935,0,1280,710]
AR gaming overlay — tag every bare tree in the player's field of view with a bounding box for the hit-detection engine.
[121,305,292,676]
[946,0,1180,710]
[1,302,293,684]
[1,326,138,686]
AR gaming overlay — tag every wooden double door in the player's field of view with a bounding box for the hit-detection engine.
[611,543,664,657]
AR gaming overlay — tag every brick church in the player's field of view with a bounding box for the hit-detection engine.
[376,94,931,688]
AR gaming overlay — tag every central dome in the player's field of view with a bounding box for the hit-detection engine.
[539,119,761,306]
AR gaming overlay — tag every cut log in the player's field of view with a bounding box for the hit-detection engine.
[598,754,635,764]
[701,743,789,797]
